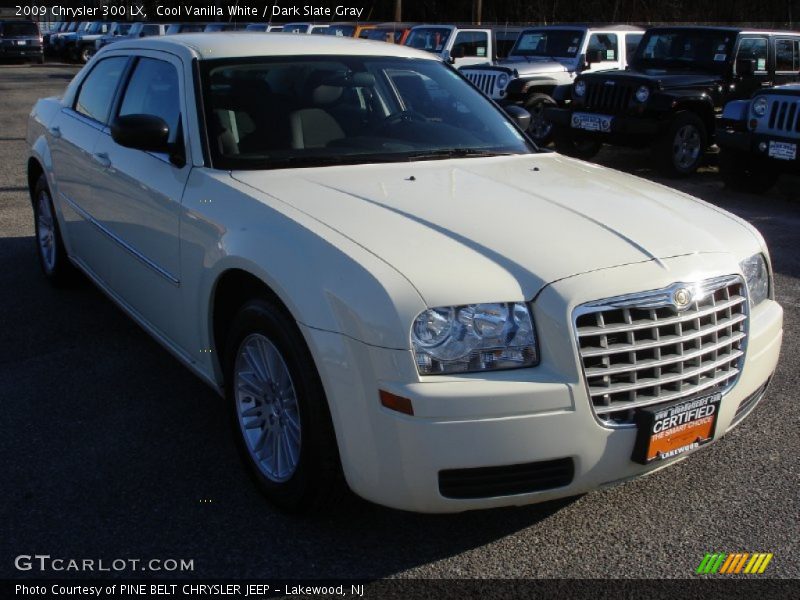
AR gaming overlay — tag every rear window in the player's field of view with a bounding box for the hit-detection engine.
[1,21,39,37]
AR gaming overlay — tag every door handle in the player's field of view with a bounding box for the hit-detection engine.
[48,125,61,139]
[93,152,111,168]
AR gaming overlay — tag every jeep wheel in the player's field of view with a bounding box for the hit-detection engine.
[719,148,779,193]
[654,112,707,177]
[524,93,557,146]
[553,127,602,160]
[79,46,93,64]
[224,298,344,513]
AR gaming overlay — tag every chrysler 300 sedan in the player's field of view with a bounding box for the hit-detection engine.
[26,34,783,513]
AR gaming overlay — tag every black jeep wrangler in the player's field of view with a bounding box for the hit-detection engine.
[546,26,800,176]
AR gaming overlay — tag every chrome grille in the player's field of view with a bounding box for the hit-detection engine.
[462,70,500,98]
[584,80,635,114]
[766,97,800,133]
[574,276,748,426]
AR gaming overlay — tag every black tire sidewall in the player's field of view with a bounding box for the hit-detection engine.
[223,299,341,512]
[658,112,707,176]
[524,93,557,146]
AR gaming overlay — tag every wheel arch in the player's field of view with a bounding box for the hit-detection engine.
[673,100,716,136]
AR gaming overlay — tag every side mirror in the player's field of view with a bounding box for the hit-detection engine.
[737,58,756,77]
[111,114,170,153]
[442,50,454,64]
[504,105,531,132]
[586,49,605,65]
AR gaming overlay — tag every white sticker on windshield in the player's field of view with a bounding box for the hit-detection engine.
[717,44,727,51]
[757,58,766,70]
[477,46,486,57]
[568,46,577,53]
[714,54,727,61]
[572,38,580,44]
[607,49,615,59]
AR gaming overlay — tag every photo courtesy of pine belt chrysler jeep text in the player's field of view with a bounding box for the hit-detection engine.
[26,33,783,513]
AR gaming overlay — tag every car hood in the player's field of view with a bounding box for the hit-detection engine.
[583,68,723,90]
[232,154,757,306]
[463,56,570,75]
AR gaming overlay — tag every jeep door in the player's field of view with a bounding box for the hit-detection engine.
[734,35,771,98]
[88,51,190,345]
[773,37,800,86]
[450,30,491,67]
[584,32,623,72]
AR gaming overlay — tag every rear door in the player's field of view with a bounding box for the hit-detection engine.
[734,35,771,98]
[773,37,800,86]
[89,51,191,345]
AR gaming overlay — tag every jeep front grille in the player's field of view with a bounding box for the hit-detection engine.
[574,275,748,426]
[462,71,500,98]
[767,98,800,133]
[584,80,635,114]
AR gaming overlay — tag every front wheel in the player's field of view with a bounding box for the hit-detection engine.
[653,111,708,177]
[32,175,77,286]
[524,93,557,146]
[224,299,343,513]
[719,148,779,193]
[79,46,93,64]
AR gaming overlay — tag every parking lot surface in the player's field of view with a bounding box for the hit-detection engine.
[1,64,798,579]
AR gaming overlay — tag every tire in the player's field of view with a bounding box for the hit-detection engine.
[719,148,779,193]
[79,47,92,64]
[32,174,77,286]
[524,93,557,146]
[653,111,708,177]
[224,298,344,513]
[553,126,603,160]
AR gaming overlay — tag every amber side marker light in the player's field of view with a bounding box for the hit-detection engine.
[379,390,414,415]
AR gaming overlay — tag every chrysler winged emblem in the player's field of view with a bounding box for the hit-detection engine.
[672,287,693,310]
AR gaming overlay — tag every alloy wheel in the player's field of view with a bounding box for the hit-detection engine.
[36,190,57,272]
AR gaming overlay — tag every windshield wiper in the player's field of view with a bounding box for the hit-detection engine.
[404,149,518,161]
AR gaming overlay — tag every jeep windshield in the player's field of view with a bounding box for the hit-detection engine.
[632,28,735,71]
[1,21,39,37]
[511,29,585,58]
[405,28,452,53]
[201,56,534,170]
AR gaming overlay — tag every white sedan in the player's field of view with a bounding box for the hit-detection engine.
[26,33,783,513]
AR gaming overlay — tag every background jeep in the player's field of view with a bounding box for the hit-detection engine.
[718,83,800,192]
[546,26,800,176]
[460,25,644,145]
[404,24,523,68]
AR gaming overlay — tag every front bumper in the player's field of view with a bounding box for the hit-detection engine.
[0,45,43,59]
[718,129,800,172]
[303,254,783,513]
[546,106,662,138]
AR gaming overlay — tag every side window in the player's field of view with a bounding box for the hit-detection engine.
[737,37,768,71]
[452,31,489,58]
[625,34,643,65]
[587,33,619,61]
[74,56,128,124]
[142,24,160,37]
[118,58,181,144]
[775,38,800,72]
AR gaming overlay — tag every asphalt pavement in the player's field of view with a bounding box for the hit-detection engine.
[1,64,798,580]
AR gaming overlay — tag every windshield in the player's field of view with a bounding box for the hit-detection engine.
[511,29,584,58]
[366,28,404,43]
[2,21,39,37]
[246,24,267,31]
[633,29,735,70]
[77,22,90,33]
[110,23,132,35]
[405,28,452,53]
[85,22,105,34]
[284,23,310,34]
[323,25,356,37]
[201,55,533,170]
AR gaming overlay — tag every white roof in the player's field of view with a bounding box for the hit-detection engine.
[106,32,437,61]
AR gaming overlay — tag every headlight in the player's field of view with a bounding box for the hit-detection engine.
[635,85,650,103]
[752,96,768,117]
[496,73,509,90]
[740,254,770,306]
[574,80,586,97]
[411,302,538,374]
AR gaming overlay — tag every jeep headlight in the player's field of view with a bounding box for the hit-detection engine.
[496,73,509,89]
[751,96,768,117]
[740,254,769,306]
[574,80,586,97]
[635,85,650,103]
[412,302,538,375]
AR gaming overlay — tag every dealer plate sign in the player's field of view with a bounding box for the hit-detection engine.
[631,392,722,464]
[768,141,796,161]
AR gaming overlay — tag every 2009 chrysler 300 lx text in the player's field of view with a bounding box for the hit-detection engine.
[26,34,782,513]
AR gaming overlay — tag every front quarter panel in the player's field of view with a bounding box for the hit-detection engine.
[179,169,428,379]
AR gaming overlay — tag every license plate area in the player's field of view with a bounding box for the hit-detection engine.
[631,392,722,465]
[571,112,612,132]
[768,140,796,161]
